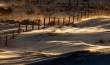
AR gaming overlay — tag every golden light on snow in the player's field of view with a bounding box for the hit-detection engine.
[86,46,110,53]
[0,51,20,59]
[0,3,6,7]
[81,16,110,22]
[40,52,61,55]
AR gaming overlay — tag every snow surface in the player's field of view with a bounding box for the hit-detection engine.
[0,17,110,65]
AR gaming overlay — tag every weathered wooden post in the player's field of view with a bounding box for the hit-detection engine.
[58,18,60,26]
[73,16,75,24]
[81,12,83,19]
[96,10,99,16]
[94,11,96,16]
[77,15,79,22]
[18,22,21,34]
[101,7,103,15]
[103,9,105,16]
[5,35,8,46]
[38,20,40,30]
[90,11,92,17]
[63,18,65,25]
[69,16,70,25]
[53,17,55,25]
[32,21,34,30]
[107,10,109,16]
[87,10,89,18]
[44,18,46,28]
[106,10,108,16]
[0,36,1,41]
[84,12,86,18]
[91,11,93,17]
[83,12,85,18]
[49,17,50,25]
[108,11,110,16]
[98,10,100,16]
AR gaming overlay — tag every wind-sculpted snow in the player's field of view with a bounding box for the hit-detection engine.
[0,17,110,65]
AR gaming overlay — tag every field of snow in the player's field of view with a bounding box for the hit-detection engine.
[0,17,110,65]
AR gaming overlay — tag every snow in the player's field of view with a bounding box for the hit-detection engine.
[0,50,20,59]
[10,22,110,53]
[0,17,110,65]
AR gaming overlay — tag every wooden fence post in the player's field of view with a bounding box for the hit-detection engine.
[58,18,60,26]
[49,17,50,24]
[107,11,109,16]
[69,16,70,24]
[38,21,40,30]
[63,18,65,25]
[44,18,46,28]
[5,35,8,46]
[73,16,75,24]
[87,10,89,18]
[32,21,34,30]
[90,11,92,17]
[54,17,55,25]
[0,36,1,41]
[84,12,86,18]
[95,11,97,16]
[77,15,79,22]
[18,22,21,34]
[81,12,83,19]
